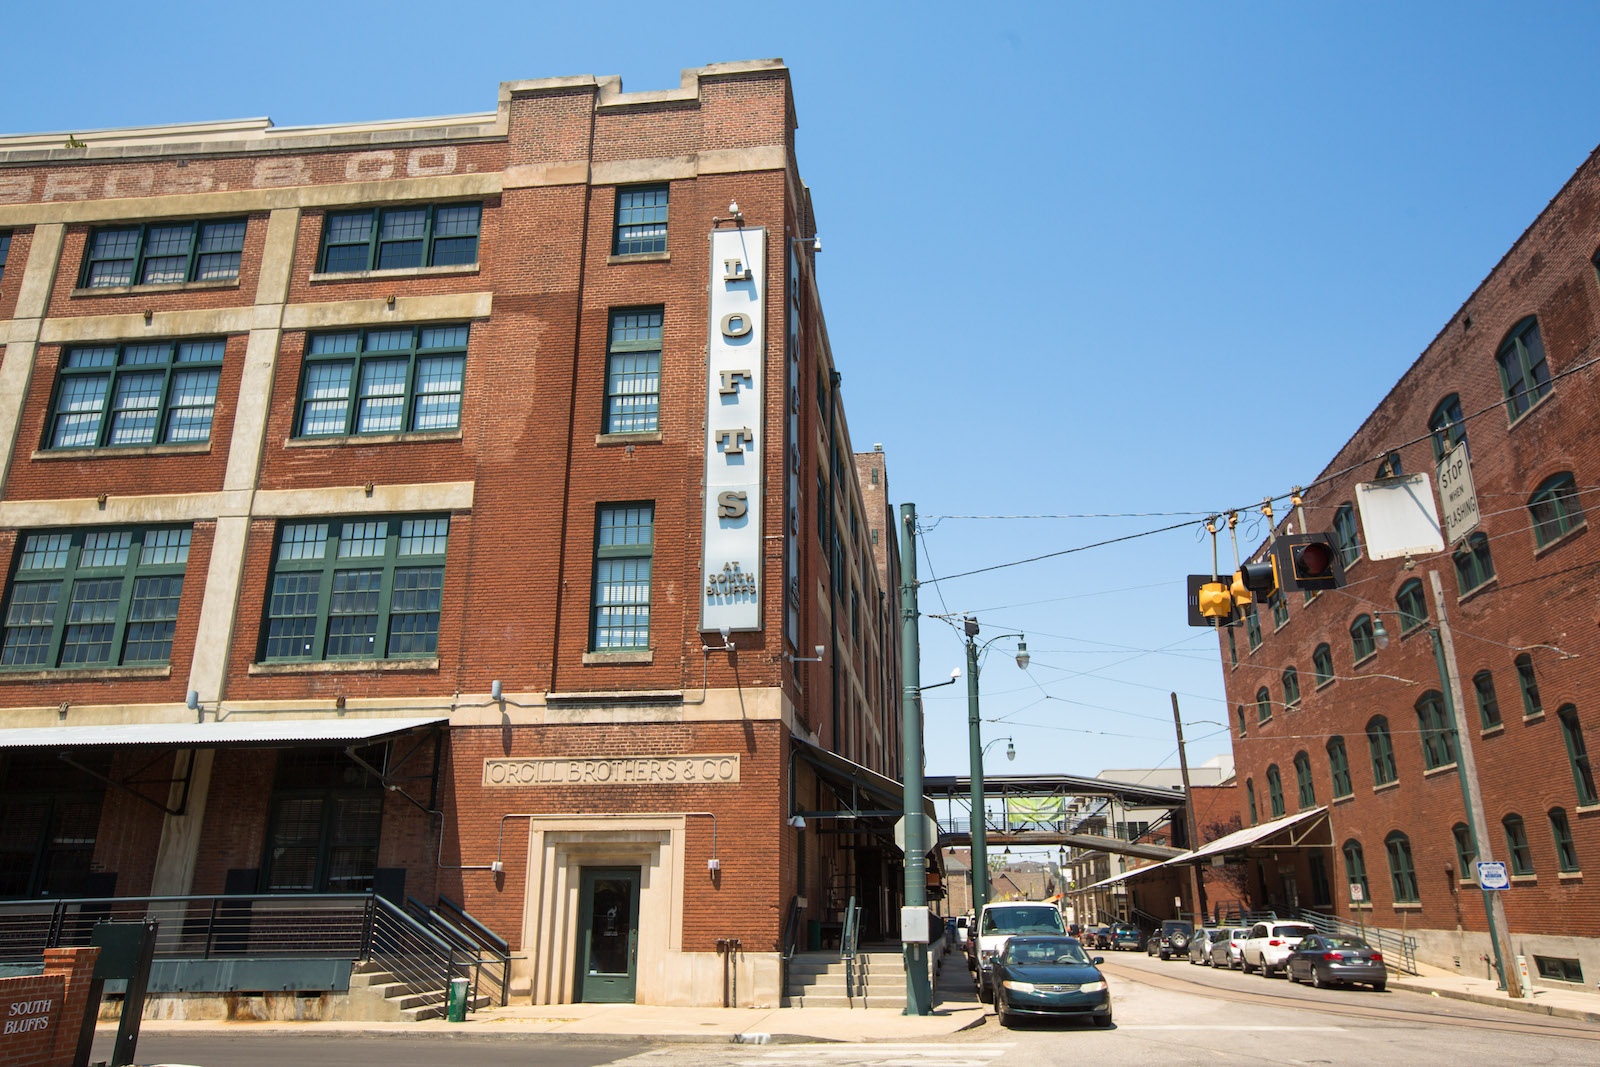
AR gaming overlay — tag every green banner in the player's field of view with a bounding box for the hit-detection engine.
[1006,796,1065,823]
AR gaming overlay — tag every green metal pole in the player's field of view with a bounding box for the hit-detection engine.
[966,634,987,918]
[898,503,932,1015]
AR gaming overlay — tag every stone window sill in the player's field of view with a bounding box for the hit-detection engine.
[546,688,682,704]
[1373,780,1400,794]
[249,658,439,675]
[72,279,238,297]
[1331,792,1355,805]
[1481,724,1505,738]
[596,431,662,447]
[0,665,170,682]
[1510,874,1537,885]
[1558,870,1583,881]
[285,430,462,448]
[1424,762,1459,780]
[1353,651,1378,668]
[606,252,670,265]
[1393,902,1423,911]
[1575,803,1600,816]
[1533,523,1587,560]
[1457,578,1497,604]
[581,650,654,666]
[308,263,479,283]
[1523,712,1545,724]
[1315,678,1335,691]
[32,442,211,460]
[1506,390,1554,431]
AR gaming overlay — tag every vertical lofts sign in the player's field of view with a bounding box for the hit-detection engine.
[702,227,766,632]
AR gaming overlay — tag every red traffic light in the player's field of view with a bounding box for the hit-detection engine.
[1294,540,1334,578]
[1272,533,1347,592]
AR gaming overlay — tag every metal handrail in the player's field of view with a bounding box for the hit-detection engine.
[840,896,861,962]
[781,895,804,961]
[1294,908,1417,975]
[403,895,509,1007]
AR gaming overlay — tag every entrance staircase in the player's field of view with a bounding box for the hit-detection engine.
[346,961,491,1021]
[782,949,910,1009]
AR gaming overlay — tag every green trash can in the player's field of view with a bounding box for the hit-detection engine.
[447,977,469,1022]
[807,919,822,952]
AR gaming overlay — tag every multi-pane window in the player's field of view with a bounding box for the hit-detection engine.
[1529,473,1584,548]
[1351,614,1376,661]
[0,231,10,287]
[1453,822,1476,878]
[1429,394,1466,461]
[1516,654,1543,718]
[47,339,224,449]
[1313,643,1334,687]
[262,748,384,893]
[592,504,653,651]
[1282,667,1301,709]
[1343,839,1369,903]
[604,309,663,433]
[1375,451,1403,478]
[1397,578,1428,632]
[1496,317,1552,421]
[1272,593,1289,629]
[1246,779,1257,825]
[1503,813,1534,876]
[1550,808,1580,872]
[1256,686,1272,725]
[297,325,466,437]
[318,203,480,272]
[1367,716,1397,785]
[1245,605,1261,650]
[613,185,668,255]
[1236,706,1247,738]
[1535,956,1585,983]
[1,526,190,669]
[1227,625,1237,667]
[1475,671,1502,729]
[1266,765,1285,817]
[81,219,246,287]
[1453,532,1495,593]
[1328,737,1352,798]
[1334,504,1360,566]
[1558,706,1597,806]
[262,517,447,662]
[0,751,111,899]
[1385,832,1419,903]
[1295,751,1315,809]
[1415,691,1458,770]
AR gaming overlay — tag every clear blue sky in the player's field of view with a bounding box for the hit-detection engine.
[8,2,1600,788]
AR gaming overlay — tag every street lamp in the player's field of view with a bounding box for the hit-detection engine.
[964,618,1028,919]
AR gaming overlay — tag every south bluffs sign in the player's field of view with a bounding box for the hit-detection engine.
[483,755,740,787]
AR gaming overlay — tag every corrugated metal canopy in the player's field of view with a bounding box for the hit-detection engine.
[1077,807,1331,891]
[0,716,447,748]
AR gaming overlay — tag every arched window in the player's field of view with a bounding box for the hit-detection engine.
[1397,578,1428,632]
[1415,690,1457,770]
[1272,592,1289,629]
[1558,705,1597,806]
[1452,822,1475,879]
[1256,687,1273,724]
[1474,671,1502,729]
[1503,813,1534,876]
[1385,831,1419,903]
[1496,316,1552,421]
[1367,716,1397,785]
[1294,751,1315,809]
[1236,705,1247,738]
[1246,779,1258,826]
[1313,643,1334,687]
[1550,808,1580,873]
[1429,393,1466,461]
[1266,764,1285,817]
[1529,473,1584,548]
[1227,624,1237,667]
[1334,504,1360,566]
[1327,737,1352,798]
[1453,532,1495,594]
[1516,654,1543,718]
[1375,451,1403,478]
[1245,604,1262,650]
[1351,615,1375,662]
[1342,839,1369,904]
[1282,667,1301,709]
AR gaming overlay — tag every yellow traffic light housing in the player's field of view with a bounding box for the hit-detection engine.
[1197,582,1232,619]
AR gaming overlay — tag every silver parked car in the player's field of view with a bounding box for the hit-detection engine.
[1188,927,1228,965]
[1208,926,1254,969]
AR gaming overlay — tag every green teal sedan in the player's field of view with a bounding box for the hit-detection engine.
[988,936,1113,1028]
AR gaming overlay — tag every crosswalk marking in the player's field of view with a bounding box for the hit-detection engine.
[733,1044,1012,1066]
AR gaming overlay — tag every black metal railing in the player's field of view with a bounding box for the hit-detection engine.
[369,895,474,1010]
[840,895,861,961]
[402,895,509,1007]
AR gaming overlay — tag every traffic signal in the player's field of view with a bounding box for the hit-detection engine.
[1272,533,1347,592]
[1186,574,1236,626]
[1234,560,1277,605]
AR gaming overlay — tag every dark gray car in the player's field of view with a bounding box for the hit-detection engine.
[1284,933,1388,990]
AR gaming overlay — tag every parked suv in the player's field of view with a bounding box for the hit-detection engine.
[1146,919,1194,960]
[1240,920,1318,977]
[975,901,1067,1002]
[1110,923,1143,951]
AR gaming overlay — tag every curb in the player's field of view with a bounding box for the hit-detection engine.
[1391,981,1600,1025]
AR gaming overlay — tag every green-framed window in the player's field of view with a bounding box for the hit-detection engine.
[1375,451,1403,478]
[1415,690,1458,770]
[1271,592,1289,629]
[604,309,663,433]
[318,203,480,272]
[296,325,467,437]
[1453,532,1495,594]
[1516,654,1543,718]
[1385,831,1419,903]
[1313,643,1334,687]
[261,517,448,662]
[1334,504,1360,566]
[1256,686,1272,725]
[1367,716,1397,785]
[1294,751,1315,809]
[1246,779,1257,825]
[1397,578,1428,633]
[1351,614,1375,662]
[81,218,246,288]
[1557,706,1597,806]
[1549,808,1579,872]
[1266,764,1285,817]
[613,185,668,255]
[1529,473,1584,548]
[1328,736,1352,798]
[1496,317,1552,422]
[262,747,384,893]
[1227,624,1237,667]
[47,339,224,450]
[1236,705,1247,738]
[0,231,10,288]
[1282,666,1301,709]
[592,504,653,651]
[1245,604,1261,650]
[1429,394,1466,461]
[1475,671,1502,729]
[1,526,190,669]
[1452,822,1476,878]
[1342,839,1369,903]
[0,750,111,899]
[1503,813,1534,876]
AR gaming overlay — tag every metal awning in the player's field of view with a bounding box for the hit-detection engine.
[0,716,448,749]
[1182,806,1330,864]
[1081,858,1175,891]
[792,737,938,821]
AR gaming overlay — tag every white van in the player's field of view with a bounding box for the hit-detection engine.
[975,901,1067,1001]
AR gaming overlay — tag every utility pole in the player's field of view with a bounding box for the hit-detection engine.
[1171,693,1206,925]
[898,503,932,1015]
[966,626,988,919]
[1429,570,1521,997]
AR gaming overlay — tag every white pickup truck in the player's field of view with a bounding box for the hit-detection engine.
[1240,920,1318,977]
[975,901,1067,1002]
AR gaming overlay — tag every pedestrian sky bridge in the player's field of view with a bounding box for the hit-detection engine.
[923,773,1188,861]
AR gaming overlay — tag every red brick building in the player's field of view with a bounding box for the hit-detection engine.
[1219,144,1600,994]
[0,60,905,1007]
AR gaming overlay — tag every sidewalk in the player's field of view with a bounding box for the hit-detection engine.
[1389,960,1600,1024]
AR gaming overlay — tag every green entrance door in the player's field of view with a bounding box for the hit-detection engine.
[577,867,641,1003]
